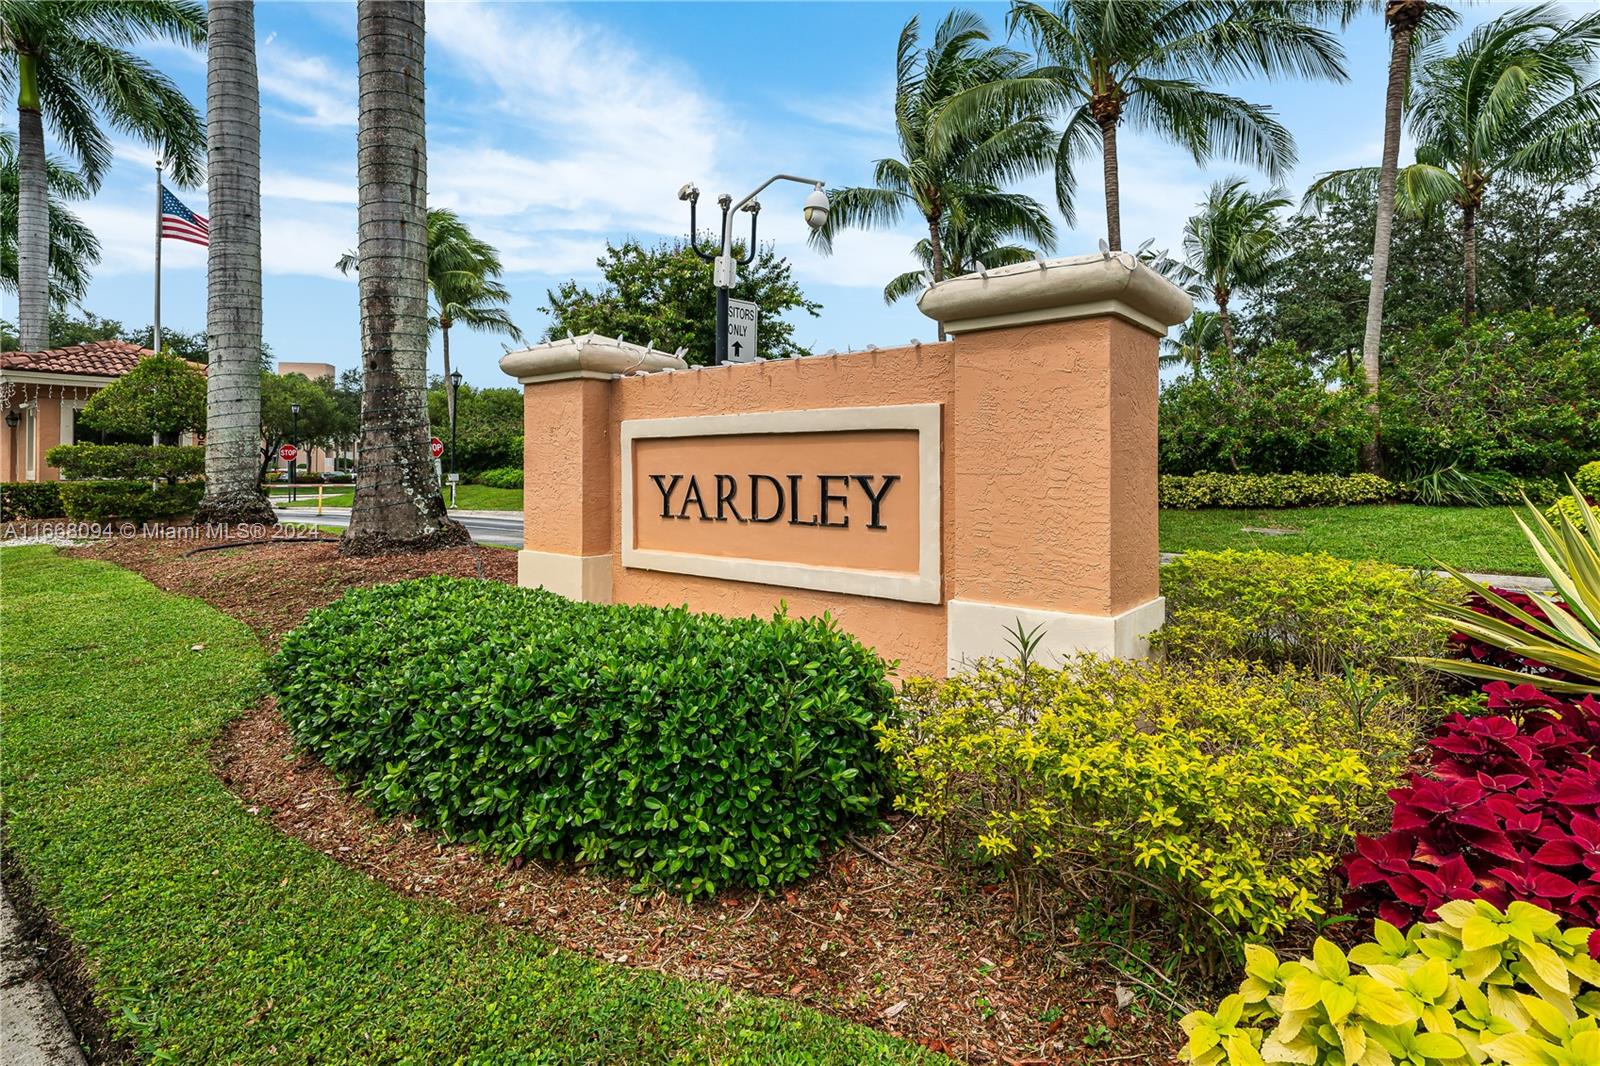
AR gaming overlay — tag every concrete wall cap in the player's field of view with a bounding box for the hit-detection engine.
[916,251,1193,335]
[499,333,688,383]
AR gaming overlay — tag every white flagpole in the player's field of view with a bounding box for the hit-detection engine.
[154,158,163,354]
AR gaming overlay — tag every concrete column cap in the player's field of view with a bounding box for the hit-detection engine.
[499,333,689,384]
[917,251,1194,337]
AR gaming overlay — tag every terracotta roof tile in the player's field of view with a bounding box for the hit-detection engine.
[0,340,159,378]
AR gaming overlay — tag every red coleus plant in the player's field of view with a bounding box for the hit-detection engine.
[1344,682,1600,937]
[1448,587,1579,686]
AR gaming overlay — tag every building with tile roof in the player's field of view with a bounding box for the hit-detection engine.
[1,340,163,482]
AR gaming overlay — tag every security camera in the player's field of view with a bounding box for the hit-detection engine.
[677,182,699,202]
[803,185,830,230]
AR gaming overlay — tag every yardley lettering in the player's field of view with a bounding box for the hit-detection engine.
[649,472,900,530]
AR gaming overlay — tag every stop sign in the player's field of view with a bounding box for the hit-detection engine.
[429,437,445,459]
[278,443,298,463]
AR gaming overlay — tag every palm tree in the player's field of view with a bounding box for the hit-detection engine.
[342,0,466,556]
[1346,0,1458,473]
[1,0,206,353]
[1313,6,1600,321]
[339,208,523,430]
[994,1,1346,250]
[881,185,1055,304]
[1160,309,1224,374]
[0,131,99,316]
[808,11,1057,340]
[194,0,273,526]
[1182,178,1290,362]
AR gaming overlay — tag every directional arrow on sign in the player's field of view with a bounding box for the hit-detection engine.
[732,341,743,359]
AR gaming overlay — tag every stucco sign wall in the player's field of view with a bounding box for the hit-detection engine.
[502,251,1194,677]
[621,405,942,603]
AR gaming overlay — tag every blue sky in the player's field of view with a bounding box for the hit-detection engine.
[32,0,1524,388]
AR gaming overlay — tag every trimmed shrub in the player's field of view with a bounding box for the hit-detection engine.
[1381,309,1600,478]
[1344,682,1600,932]
[1159,342,1374,475]
[57,480,204,522]
[883,657,1417,959]
[1180,904,1600,1066]
[1160,471,1403,508]
[46,442,204,484]
[0,482,65,520]
[1548,494,1592,534]
[472,466,523,490]
[1578,460,1600,499]
[1156,550,1451,699]
[270,577,895,898]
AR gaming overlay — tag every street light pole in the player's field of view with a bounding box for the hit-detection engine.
[447,369,462,510]
[289,402,300,503]
[679,174,830,365]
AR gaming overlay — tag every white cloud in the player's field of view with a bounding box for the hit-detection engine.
[258,40,356,127]
[262,172,356,205]
[261,206,356,280]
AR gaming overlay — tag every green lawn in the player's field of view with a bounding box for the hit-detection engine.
[0,546,934,1064]
[273,483,523,511]
[1159,504,1544,576]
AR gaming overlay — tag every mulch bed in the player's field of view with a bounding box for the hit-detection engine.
[68,529,514,646]
[67,530,1181,1064]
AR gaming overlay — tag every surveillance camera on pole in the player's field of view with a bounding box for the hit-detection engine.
[680,173,827,365]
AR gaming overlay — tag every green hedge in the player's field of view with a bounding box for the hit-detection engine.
[0,482,65,520]
[472,466,523,489]
[1156,549,1451,701]
[270,577,896,898]
[57,480,204,522]
[45,442,204,483]
[1159,472,1403,509]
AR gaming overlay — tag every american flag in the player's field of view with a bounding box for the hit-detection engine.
[160,187,209,247]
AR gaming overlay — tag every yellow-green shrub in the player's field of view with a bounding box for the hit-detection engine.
[1181,901,1600,1065]
[883,657,1418,960]
[1157,550,1453,700]
[1576,460,1600,499]
[1547,494,1591,534]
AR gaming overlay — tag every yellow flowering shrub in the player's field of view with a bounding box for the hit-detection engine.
[1181,901,1600,1065]
[883,657,1419,960]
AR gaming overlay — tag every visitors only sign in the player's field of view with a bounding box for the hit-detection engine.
[725,299,759,362]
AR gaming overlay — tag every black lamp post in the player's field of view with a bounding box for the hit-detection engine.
[447,369,463,509]
[289,402,301,502]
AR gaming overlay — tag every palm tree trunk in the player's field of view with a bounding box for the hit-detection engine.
[343,0,465,556]
[927,211,947,342]
[1099,118,1121,252]
[16,55,50,353]
[1216,289,1234,365]
[1461,199,1478,323]
[195,0,275,526]
[441,320,454,428]
[1359,9,1420,476]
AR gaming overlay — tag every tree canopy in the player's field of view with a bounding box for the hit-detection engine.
[541,238,821,364]
[79,352,206,440]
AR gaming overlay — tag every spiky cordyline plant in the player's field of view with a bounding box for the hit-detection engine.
[1407,483,1600,695]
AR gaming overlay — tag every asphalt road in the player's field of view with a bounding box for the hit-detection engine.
[276,506,524,548]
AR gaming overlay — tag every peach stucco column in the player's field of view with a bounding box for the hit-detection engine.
[918,252,1192,671]
[499,334,687,602]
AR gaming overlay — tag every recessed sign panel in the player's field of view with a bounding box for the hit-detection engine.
[621,405,941,603]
